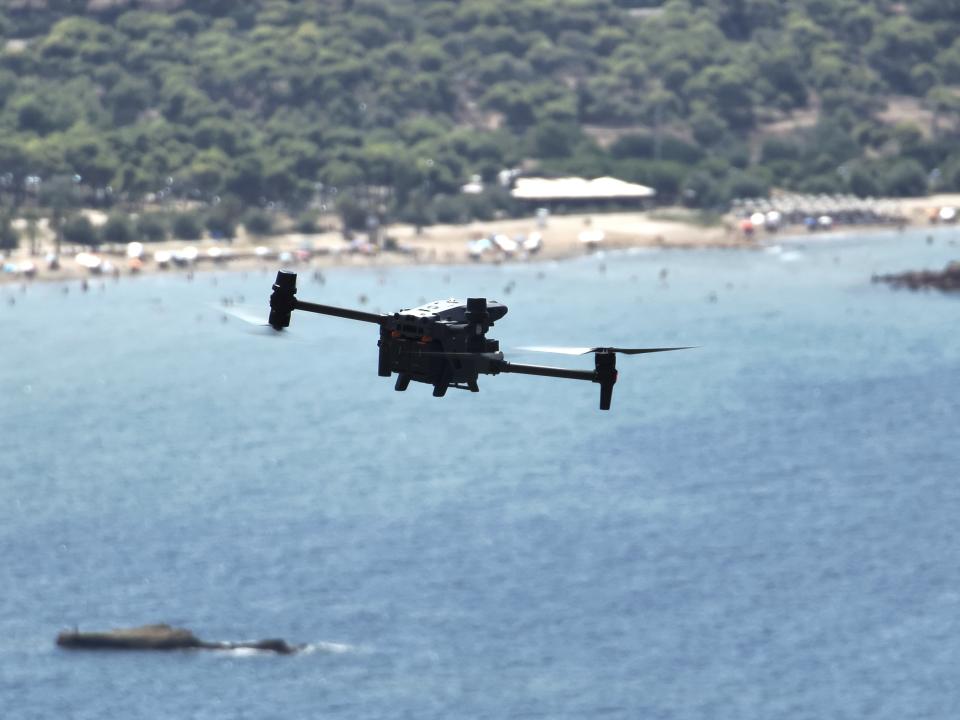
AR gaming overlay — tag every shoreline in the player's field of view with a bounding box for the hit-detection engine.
[0,210,751,286]
[2,201,958,287]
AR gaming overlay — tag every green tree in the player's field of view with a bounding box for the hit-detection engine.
[0,0,954,221]
[926,86,960,136]
[14,96,62,135]
[848,166,881,197]
[62,130,120,189]
[529,121,581,159]
[62,215,99,247]
[936,39,960,84]
[910,64,940,96]
[243,209,273,236]
[106,77,152,125]
[101,214,134,244]
[224,156,265,204]
[684,65,756,130]
[879,158,928,197]
[171,213,203,240]
[689,106,728,147]
[866,17,937,93]
[136,213,168,242]
[294,212,320,234]
[337,194,370,232]
[205,203,239,239]
[0,214,18,252]
[186,149,231,196]
[432,194,469,224]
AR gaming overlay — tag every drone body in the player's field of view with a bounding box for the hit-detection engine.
[377,297,508,394]
[267,270,688,410]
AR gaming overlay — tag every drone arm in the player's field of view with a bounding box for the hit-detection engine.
[292,299,384,325]
[491,355,618,410]
[269,270,383,329]
[492,360,595,383]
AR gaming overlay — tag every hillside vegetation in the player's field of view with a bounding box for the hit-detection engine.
[2,0,960,237]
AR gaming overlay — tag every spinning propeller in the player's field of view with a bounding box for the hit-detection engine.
[411,345,693,359]
[517,345,695,356]
[215,304,288,336]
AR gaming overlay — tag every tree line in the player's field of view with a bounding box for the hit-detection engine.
[2,0,960,249]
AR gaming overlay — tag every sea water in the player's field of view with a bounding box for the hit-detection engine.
[1,229,959,719]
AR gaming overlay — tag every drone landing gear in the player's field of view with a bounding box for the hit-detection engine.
[434,380,480,395]
[432,364,455,397]
[395,374,479,395]
[378,342,391,377]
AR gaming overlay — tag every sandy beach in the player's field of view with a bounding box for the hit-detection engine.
[0,209,744,286]
[2,196,959,286]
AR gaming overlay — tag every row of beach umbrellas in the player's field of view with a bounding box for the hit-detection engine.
[732,194,906,227]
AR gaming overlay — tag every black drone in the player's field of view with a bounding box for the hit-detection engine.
[265,270,690,410]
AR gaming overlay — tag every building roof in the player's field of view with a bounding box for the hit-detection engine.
[511,176,656,201]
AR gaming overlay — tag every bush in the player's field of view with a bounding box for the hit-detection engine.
[464,192,497,222]
[136,213,167,242]
[294,212,319,234]
[797,173,845,195]
[0,215,18,251]
[62,215,99,246]
[725,168,771,200]
[610,132,655,158]
[529,121,580,159]
[101,214,134,244]
[690,111,727,147]
[396,190,434,228]
[760,137,802,163]
[171,212,203,240]
[432,194,469,224]
[242,209,273,236]
[205,207,237,239]
[848,167,881,197]
[336,195,369,232]
[879,158,928,197]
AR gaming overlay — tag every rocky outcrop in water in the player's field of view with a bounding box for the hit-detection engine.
[56,624,302,655]
[873,261,960,292]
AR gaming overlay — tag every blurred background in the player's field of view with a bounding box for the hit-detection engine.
[1,2,960,719]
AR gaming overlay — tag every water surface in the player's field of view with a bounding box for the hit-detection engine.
[2,229,959,719]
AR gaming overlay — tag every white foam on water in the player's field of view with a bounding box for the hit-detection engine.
[304,641,356,655]
[221,647,260,657]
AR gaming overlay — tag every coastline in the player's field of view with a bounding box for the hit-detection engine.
[3,196,959,287]
[0,210,751,286]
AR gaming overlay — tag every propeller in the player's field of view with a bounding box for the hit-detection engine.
[214,304,286,336]
[516,345,695,356]
[403,345,694,359]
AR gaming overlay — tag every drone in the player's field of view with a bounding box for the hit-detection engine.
[264,270,691,410]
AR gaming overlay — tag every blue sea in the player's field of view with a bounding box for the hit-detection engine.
[1,228,959,719]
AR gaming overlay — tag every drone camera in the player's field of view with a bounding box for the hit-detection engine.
[465,297,489,329]
[465,297,490,353]
[269,270,297,329]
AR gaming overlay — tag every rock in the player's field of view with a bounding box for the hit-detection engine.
[872,262,960,292]
[56,624,302,654]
